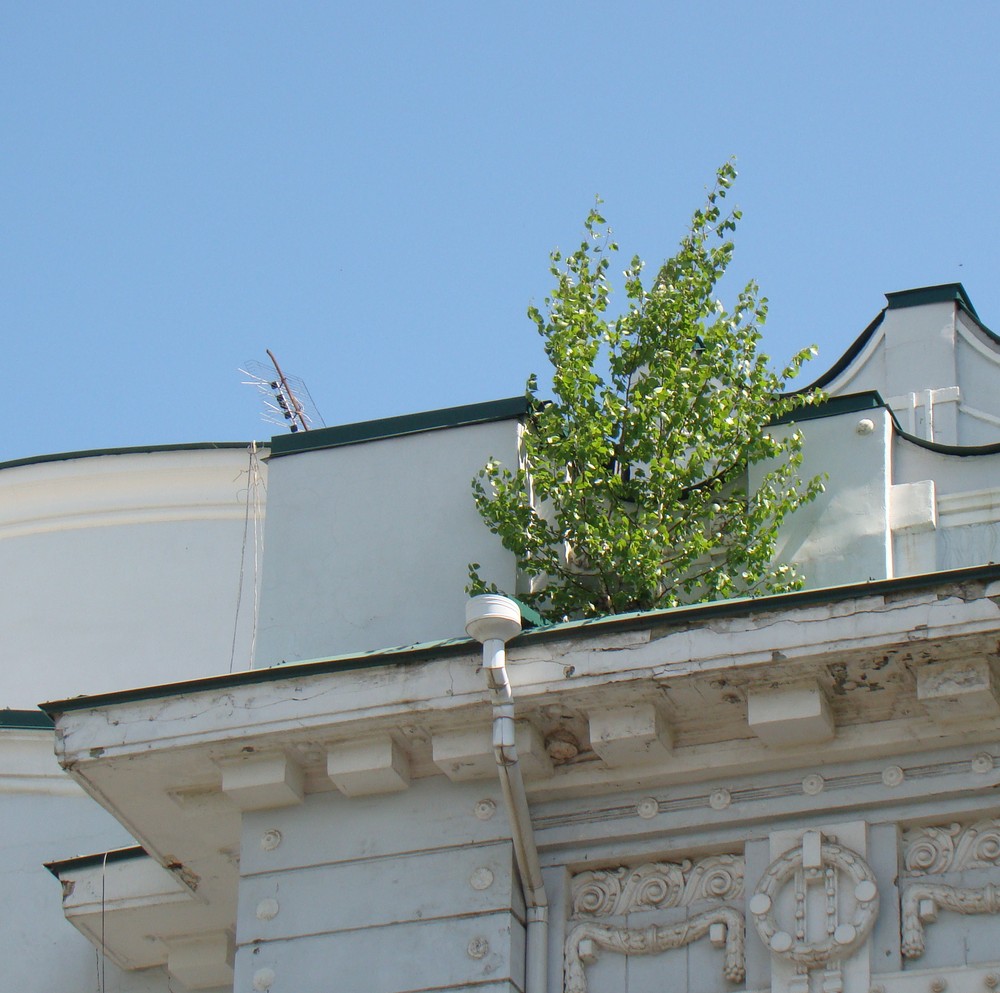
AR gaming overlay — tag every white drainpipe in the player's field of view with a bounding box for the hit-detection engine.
[466,595,549,993]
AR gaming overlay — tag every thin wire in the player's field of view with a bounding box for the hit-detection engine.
[229,450,252,673]
[99,850,108,993]
[230,443,265,672]
[249,443,264,667]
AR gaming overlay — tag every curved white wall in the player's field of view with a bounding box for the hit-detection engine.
[0,447,266,709]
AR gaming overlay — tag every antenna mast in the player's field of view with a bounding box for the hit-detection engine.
[265,349,310,433]
[241,352,325,434]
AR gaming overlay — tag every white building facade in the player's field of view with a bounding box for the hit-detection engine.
[4,283,1000,993]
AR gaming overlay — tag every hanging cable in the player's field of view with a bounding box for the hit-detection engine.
[230,442,265,672]
[99,850,108,993]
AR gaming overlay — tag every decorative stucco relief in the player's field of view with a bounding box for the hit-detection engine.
[564,855,745,991]
[901,882,1000,958]
[570,853,744,918]
[564,906,745,993]
[750,833,879,971]
[902,818,1000,875]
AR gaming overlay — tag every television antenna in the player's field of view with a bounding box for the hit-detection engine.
[241,350,325,433]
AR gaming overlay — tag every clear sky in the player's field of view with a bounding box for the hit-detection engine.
[4,2,999,461]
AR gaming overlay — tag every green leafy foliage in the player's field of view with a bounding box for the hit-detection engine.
[470,161,825,621]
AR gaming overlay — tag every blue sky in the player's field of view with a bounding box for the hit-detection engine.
[4,2,999,461]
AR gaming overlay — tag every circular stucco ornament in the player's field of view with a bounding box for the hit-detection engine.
[252,967,275,991]
[972,752,995,774]
[474,799,497,821]
[770,931,793,953]
[256,898,279,921]
[636,797,659,819]
[469,867,495,891]
[882,765,905,787]
[751,839,879,968]
[260,829,282,851]
[467,937,490,960]
[709,788,732,810]
[855,880,877,904]
[856,418,875,435]
[802,774,825,796]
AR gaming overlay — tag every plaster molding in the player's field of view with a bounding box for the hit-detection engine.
[747,679,834,746]
[165,931,235,990]
[937,489,1000,529]
[0,449,261,539]
[959,404,1000,429]
[890,480,937,535]
[853,964,1000,993]
[903,818,1000,875]
[750,834,879,970]
[916,659,1000,723]
[822,324,886,396]
[534,746,1000,835]
[887,388,961,410]
[564,906,744,993]
[901,882,1000,958]
[51,580,1000,767]
[0,730,85,797]
[957,320,1000,368]
[0,502,255,539]
[570,854,744,918]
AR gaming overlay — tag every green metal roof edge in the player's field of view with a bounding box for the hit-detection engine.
[770,391,885,425]
[267,396,530,458]
[44,845,149,877]
[40,562,1000,717]
[795,281,999,395]
[0,709,54,729]
[0,441,261,473]
[885,282,978,318]
[794,309,887,393]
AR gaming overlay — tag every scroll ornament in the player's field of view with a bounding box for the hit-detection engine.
[570,854,744,918]
[902,818,1000,876]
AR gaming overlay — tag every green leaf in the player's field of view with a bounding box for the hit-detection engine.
[469,160,823,621]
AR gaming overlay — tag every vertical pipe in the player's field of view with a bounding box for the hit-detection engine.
[468,601,549,993]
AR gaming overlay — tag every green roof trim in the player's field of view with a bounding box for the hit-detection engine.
[268,396,530,458]
[0,441,260,474]
[795,309,887,393]
[770,391,885,425]
[796,282,996,395]
[40,562,1000,717]
[886,282,978,318]
[0,709,54,729]
[44,845,148,877]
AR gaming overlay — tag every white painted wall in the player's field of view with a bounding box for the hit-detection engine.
[955,308,1000,445]
[254,419,519,665]
[891,439,1000,575]
[824,297,1000,448]
[1,729,172,993]
[763,408,893,589]
[237,779,523,993]
[0,448,264,709]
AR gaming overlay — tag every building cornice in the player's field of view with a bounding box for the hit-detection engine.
[41,562,1000,718]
